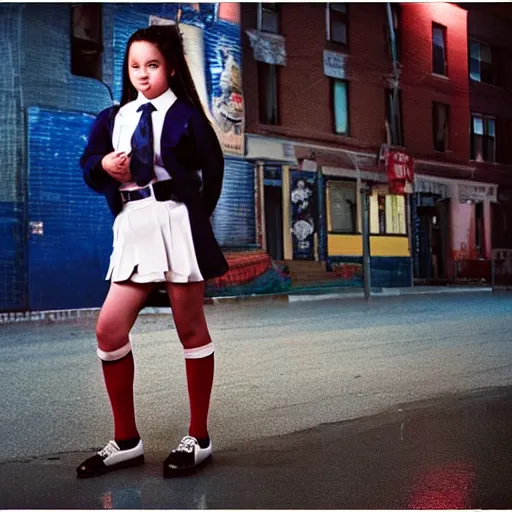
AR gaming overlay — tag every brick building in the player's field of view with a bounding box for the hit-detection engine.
[242,2,412,288]
[241,2,512,286]
[464,3,512,265]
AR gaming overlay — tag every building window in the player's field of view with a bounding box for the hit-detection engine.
[469,40,495,85]
[327,180,357,233]
[332,79,349,135]
[385,89,404,146]
[385,4,400,61]
[433,102,450,152]
[71,4,103,80]
[432,23,447,76]
[327,3,348,47]
[370,192,406,235]
[258,3,280,34]
[258,62,279,125]
[471,115,496,163]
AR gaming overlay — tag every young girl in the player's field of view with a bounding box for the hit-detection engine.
[77,24,228,478]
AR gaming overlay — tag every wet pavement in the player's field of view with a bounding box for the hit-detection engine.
[2,385,512,509]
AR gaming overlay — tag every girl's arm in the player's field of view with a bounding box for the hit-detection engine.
[80,107,120,193]
[189,110,225,217]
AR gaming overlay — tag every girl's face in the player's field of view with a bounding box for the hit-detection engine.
[128,40,171,99]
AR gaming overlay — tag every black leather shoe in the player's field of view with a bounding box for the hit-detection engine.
[76,440,145,478]
[163,436,212,477]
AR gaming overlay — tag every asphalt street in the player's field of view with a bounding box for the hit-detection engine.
[1,292,512,508]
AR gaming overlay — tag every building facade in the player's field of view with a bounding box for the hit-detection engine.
[0,2,265,312]
[242,2,512,287]
[242,2,412,289]
[465,3,512,277]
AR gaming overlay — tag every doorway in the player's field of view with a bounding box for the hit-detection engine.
[264,185,283,260]
[414,196,450,281]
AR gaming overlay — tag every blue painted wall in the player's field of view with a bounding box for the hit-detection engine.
[27,108,113,310]
[0,2,253,311]
[0,4,27,311]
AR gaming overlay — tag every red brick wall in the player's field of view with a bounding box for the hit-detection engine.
[399,3,470,163]
[241,3,394,152]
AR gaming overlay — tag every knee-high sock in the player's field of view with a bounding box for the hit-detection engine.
[184,348,214,440]
[102,351,139,441]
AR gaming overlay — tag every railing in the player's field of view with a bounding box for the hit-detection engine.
[491,249,512,288]
[454,258,492,285]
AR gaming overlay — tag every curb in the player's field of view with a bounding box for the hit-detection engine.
[0,286,496,325]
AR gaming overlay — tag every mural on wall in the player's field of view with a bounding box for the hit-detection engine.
[210,47,244,154]
[0,3,257,312]
[204,16,245,156]
[291,174,316,260]
[327,256,412,288]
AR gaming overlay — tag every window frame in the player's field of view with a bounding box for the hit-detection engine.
[326,3,348,48]
[470,113,496,163]
[257,2,280,34]
[370,191,407,236]
[432,101,450,153]
[257,61,280,125]
[326,178,358,234]
[469,39,496,85]
[331,78,349,136]
[70,3,103,80]
[432,23,447,76]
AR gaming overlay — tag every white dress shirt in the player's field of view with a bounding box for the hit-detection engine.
[112,88,177,191]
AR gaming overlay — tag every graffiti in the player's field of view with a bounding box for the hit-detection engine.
[211,46,244,149]
[332,263,363,281]
[291,178,315,258]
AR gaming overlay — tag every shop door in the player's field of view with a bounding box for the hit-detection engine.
[264,185,283,260]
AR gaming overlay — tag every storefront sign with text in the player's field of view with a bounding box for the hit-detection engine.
[385,148,414,195]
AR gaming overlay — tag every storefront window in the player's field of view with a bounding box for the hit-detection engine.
[370,191,406,234]
[327,180,356,233]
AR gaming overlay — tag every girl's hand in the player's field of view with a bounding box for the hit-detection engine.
[101,151,132,183]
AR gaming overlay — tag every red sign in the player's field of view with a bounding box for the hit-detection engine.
[385,148,414,195]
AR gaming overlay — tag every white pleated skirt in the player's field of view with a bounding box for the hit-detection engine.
[106,189,204,284]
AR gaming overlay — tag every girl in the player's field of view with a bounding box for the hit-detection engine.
[77,24,228,478]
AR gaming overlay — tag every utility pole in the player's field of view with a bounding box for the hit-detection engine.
[360,181,371,300]
[348,153,371,301]
[386,2,399,148]
[386,2,414,287]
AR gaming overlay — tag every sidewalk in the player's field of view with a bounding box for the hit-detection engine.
[0,283,495,324]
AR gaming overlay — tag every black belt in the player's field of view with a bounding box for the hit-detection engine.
[120,181,181,203]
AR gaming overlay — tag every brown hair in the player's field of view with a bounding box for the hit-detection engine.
[120,24,207,118]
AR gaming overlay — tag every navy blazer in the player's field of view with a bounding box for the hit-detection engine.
[80,97,229,280]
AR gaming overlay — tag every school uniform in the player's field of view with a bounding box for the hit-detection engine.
[77,87,223,479]
[80,88,229,283]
